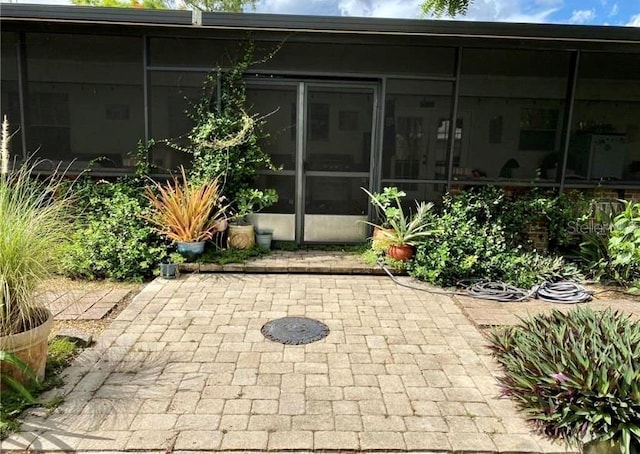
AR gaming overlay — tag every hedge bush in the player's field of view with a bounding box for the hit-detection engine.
[61,178,167,281]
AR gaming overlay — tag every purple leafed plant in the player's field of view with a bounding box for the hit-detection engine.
[487,307,640,454]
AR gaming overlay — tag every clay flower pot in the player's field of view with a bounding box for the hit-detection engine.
[0,310,54,382]
[228,223,255,249]
[387,244,414,261]
[372,226,394,251]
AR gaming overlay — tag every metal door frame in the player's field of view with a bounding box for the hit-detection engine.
[296,80,379,243]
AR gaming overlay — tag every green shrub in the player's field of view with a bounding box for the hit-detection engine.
[487,308,640,454]
[406,189,577,288]
[61,178,167,281]
[171,41,278,205]
[608,201,640,288]
[409,212,517,285]
[501,189,593,251]
[405,187,586,288]
[578,201,640,290]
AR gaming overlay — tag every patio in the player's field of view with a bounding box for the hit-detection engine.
[9,266,627,453]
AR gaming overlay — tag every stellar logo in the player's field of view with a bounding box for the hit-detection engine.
[567,199,624,235]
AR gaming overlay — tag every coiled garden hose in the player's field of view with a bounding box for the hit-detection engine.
[460,281,533,302]
[377,259,592,304]
[533,281,593,304]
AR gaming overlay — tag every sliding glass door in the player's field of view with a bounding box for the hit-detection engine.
[247,80,377,243]
[302,84,375,242]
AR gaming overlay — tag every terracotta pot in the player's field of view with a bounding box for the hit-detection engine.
[228,224,255,249]
[387,244,414,261]
[0,310,53,383]
[372,227,395,251]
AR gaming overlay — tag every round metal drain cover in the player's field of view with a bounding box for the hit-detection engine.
[261,317,329,345]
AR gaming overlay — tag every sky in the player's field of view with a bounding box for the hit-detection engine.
[252,0,640,26]
[4,0,640,26]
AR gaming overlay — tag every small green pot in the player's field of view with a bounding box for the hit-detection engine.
[255,230,273,249]
[159,262,178,279]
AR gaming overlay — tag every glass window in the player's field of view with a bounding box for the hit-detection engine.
[149,37,245,67]
[1,32,21,159]
[458,48,571,183]
[26,33,144,171]
[148,71,207,171]
[382,79,453,181]
[377,181,446,206]
[567,52,640,184]
[246,83,298,215]
[305,86,373,173]
[246,83,297,171]
[257,174,295,214]
[262,42,456,77]
[305,176,369,215]
[519,108,560,151]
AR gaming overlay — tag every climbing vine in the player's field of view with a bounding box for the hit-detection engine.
[170,40,279,205]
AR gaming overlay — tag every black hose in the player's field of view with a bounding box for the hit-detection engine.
[461,280,533,302]
[534,281,593,304]
[377,258,468,296]
[377,259,592,304]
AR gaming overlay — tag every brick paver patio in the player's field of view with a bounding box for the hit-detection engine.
[456,291,639,327]
[2,272,588,453]
[37,282,134,321]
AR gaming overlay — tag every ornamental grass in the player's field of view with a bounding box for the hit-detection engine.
[1,119,73,336]
[144,166,229,243]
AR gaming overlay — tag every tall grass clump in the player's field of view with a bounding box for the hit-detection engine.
[0,118,73,336]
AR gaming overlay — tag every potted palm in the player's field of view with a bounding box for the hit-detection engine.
[228,188,278,250]
[362,188,437,261]
[381,201,437,261]
[0,118,73,384]
[361,187,407,250]
[144,167,229,260]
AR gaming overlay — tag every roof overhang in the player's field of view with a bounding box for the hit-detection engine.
[1,4,639,46]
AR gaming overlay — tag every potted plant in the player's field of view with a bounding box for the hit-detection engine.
[487,308,640,454]
[255,228,274,249]
[228,188,278,250]
[361,187,406,251]
[159,252,184,279]
[362,188,436,261]
[0,118,73,384]
[144,166,229,260]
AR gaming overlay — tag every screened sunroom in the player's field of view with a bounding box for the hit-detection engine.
[2,5,639,242]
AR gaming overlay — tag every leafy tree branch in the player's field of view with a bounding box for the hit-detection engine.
[422,0,471,17]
